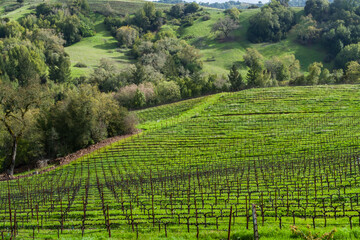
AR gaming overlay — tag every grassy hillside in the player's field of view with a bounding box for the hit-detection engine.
[89,0,171,15]
[180,8,329,75]
[63,6,330,77]
[1,85,360,239]
[65,15,134,77]
[1,0,330,78]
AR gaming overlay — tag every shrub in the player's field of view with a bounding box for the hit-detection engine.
[74,62,88,68]
[38,85,136,157]
[202,14,211,21]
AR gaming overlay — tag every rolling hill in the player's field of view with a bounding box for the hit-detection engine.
[1,0,330,78]
[1,85,360,239]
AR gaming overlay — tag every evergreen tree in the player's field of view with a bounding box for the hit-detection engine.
[246,67,258,88]
[228,64,244,91]
[133,89,146,108]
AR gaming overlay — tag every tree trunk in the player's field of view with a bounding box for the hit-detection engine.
[8,138,17,176]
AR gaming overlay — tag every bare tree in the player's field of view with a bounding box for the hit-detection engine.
[211,17,239,39]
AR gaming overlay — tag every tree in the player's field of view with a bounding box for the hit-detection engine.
[243,48,263,69]
[134,2,163,32]
[283,54,301,79]
[168,4,183,18]
[246,67,259,88]
[156,81,181,103]
[116,26,139,47]
[278,0,290,7]
[294,15,321,44]
[335,43,360,69]
[211,17,239,39]
[228,64,244,91]
[133,89,146,108]
[48,52,71,83]
[225,7,241,20]
[57,15,82,45]
[304,0,329,21]
[265,56,290,81]
[306,62,323,85]
[184,2,199,14]
[247,1,295,42]
[0,81,45,176]
[244,48,264,88]
[345,61,360,83]
[0,21,25,38]
[38,85,135,157]
[0,40,47,86]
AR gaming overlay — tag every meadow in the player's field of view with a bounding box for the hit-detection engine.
[2,85,360,239]
[65,15,134,78]
[179,8,329,75]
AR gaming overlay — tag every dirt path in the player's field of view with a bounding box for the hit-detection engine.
[0,130,141,181]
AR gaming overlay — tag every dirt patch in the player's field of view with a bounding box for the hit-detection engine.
[0,130,141,181]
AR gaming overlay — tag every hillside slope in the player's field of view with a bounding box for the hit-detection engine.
[1,1,330,77]
[179,8,329,75]
[2,85,360,239]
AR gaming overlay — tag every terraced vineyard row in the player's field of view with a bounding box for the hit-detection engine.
[1,85,360,239]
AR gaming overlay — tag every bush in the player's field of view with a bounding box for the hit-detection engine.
[74,62,88,68]
[38,85,136,157]
[156,81,181,103]
[115,82,157,109]
[202,14,211,21]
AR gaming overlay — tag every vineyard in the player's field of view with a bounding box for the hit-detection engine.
[2,85,360,239]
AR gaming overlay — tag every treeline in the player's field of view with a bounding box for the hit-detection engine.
[289,0,334,7]
[247,0,360,70]
[229,47,359,90]
[300,0,360,67]
[0,0,136,175]
[157,0,258,10]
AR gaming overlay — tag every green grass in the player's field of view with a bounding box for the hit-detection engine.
[180,9,329,75]
[88,0,171,15]
[65,15,134,78]
[1,0,331,78]
[2,85,360,239]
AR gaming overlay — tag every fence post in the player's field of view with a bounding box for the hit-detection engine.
[252,204,259,240]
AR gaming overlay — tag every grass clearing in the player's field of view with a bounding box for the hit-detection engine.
[65,15,134,78]
[181,9,329,75]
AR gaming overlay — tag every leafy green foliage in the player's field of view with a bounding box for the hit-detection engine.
[38,85,135,157]
[304,0,360,58]
[228,64,244,91]
[304,0,329,21]
[247,0,296,42]
[211,16,239,39]
[335,43,360,69]
[0,39,47,86]
[116,26,139,47]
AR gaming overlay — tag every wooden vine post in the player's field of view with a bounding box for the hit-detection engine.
[227,206,233,240]
[252,204,259,240]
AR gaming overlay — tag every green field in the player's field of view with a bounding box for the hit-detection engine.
[180,9,329,75]
[65,15,134,78]
[2,85,360,239]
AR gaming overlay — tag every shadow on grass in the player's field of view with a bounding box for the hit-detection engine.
[93,41,118,50]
